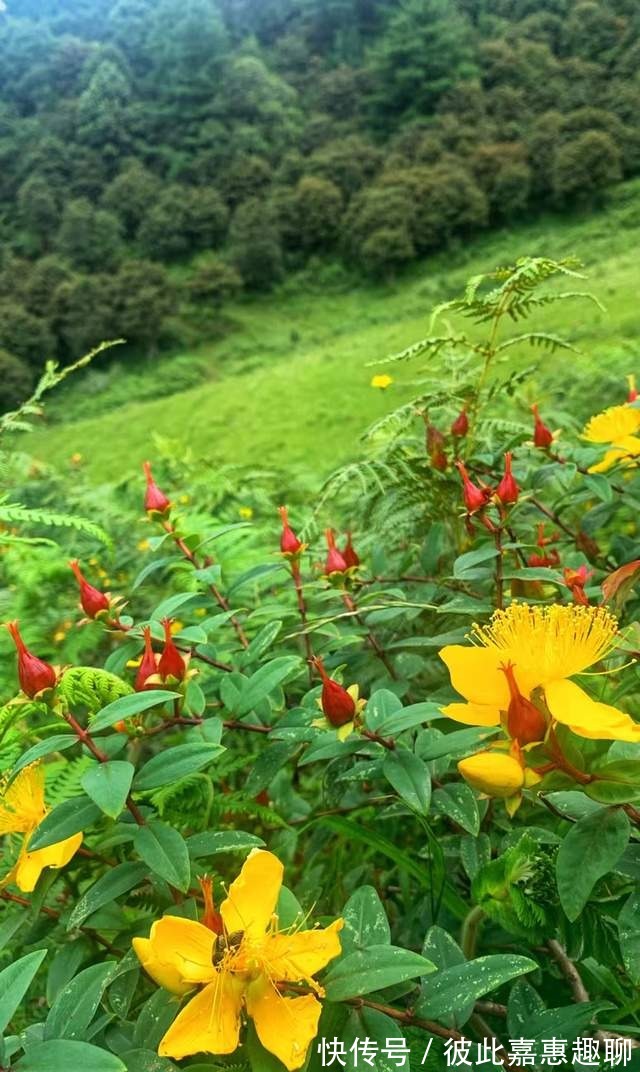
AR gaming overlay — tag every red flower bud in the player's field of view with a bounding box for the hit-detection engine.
[342,532,360,569]
[135,626,158,691]
[158,618,187,682]
[143,461,171,515]
[628,375,638,403]
[312,656,355,727]
[426,421,448,471]
[563,565,592,606]
[324,529,348,574]
[278,505,302,556]
[199,875,224,935]
[450,408,469,437]
[501,662,547,746]
[6,620,57,698]
[455,460,491,514]
[69,560,110,619]
[531,404,553,449]
[495,452,519,505]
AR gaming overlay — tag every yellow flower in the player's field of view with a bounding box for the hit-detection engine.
[0,764,82,893]
[458,751,525,798]
[132,849,343,1070]
[370,374,393,390]
[582,404,640,472]
[239,506,254,520]
[458,748,541,816]
[138,539,151,552]
[439,603,640,743]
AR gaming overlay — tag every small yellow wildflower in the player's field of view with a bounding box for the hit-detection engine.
[133,849,343,1070]
[0,764,82,893]
[239,506,254,520]
[370,374,393,390]
[138,539,151,552]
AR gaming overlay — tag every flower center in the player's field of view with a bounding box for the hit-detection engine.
[473,604,618,683]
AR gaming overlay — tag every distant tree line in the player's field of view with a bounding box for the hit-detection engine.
[0,0,638,403]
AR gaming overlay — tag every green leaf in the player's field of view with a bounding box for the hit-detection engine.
[0,949,47,1033]
[453,546,498,578]
[422,926,473,1028]
[81,761,134,819]
[187,830,265,859]
[28,795,101,851]
[244,742,297,796]
[382,748,431,815]
[67,862,149,930]
[417,725,501,761]
[432,784,480,835]
[341,887,390,954]
[619,888,640,984]
[121,1051,179,1072]
[364,690,402,731]
[9,736,77,782]
[134,822,191,893]
[134,742,224,790]
[556,807,630,920]
[14,1041,126,1072]
[417,955,536,1020]
[324,945,435,1001]
[237,657,300,715]
[317,816,468,920]
[91,691,180,732]
[45,962,115,1040]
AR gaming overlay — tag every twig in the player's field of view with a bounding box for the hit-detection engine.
[342,592,397,679]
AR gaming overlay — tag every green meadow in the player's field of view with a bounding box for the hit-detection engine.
[27,181,640,483]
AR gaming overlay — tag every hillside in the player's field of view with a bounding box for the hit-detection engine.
[0,0,639,413]
[25,181,640,483]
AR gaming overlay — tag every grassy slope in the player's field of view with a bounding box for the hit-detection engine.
[26,181,640,483]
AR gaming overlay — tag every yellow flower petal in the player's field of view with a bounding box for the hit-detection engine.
[15,831,82,893]
[158,974,243,1059]
[457,751,525,799]
[439,646,511,707]
[583,405,640,443]
[265,919,343,984]
[0,766,46,835]
[245,979,321,1071]
[221,849,283,940]
[545,679,640,741]
[441,701,502,727]
[134,916,216,992]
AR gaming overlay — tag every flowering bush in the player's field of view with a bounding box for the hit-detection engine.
[0,258,639,1071]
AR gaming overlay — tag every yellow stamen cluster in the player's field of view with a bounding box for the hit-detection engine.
[472,603,618,682]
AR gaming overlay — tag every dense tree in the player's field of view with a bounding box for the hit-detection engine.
[55,198,123,271]
[0,0,638,366]
[110,260,175,353]
[551,129,623,205]
[0,304,55,367]
[17,176,59,252]
[188,256,243,307]
[102,161,162,238]
[0,349,34,411]
[229,197,284,289]
[366,0,478,128]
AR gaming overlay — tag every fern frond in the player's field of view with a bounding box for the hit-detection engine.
[46,757,93,805]
[496,332,581,355]
[0,500,112,548]
[58,667,133,714]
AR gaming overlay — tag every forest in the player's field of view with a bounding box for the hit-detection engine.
[0,0,639,408]
[2,3,640,1071]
